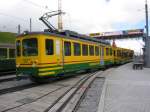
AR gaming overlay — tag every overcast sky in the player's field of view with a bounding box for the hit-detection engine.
[0,0,148,54]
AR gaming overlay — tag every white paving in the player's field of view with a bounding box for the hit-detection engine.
[98,63,150,112]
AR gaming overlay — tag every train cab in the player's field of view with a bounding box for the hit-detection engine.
[16,33,63,82]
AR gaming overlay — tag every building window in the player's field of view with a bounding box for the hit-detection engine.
[82,44,88,56]
[64,41,71,56]
[45,39,53,55]
[74,43,81,56]
[95,46,99,56]
[89,45,94,56]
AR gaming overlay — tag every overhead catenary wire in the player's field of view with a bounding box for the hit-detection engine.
[0,11,45,32]
[23,0,52,11]
[0,12,28,23]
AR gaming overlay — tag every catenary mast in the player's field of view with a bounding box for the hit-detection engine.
[58,0,63,31]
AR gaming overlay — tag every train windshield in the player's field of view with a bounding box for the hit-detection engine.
[22,38,38,56]
[16,40,21,56]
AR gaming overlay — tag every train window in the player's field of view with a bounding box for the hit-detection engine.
[9,49,15,58]
[117,50,121,56]
[117,50,119,56]
[64,41,71,56]
[46,39,54,55]
[82,44,88,56]
[106,48,109,56]
[110,48,112,56]
[99,47,101,56]
[89,45,94,56]
[120,51,122,57]
[23,38,38,56]
[102,47,104,56]
[122,51,124,57]
[95,46,99,56]
[74,43,81,56]
[114,50,116,56]
[16,40,21,56]
[0,48,7,58]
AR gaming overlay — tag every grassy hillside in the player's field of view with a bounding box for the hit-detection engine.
[0,32,16,44]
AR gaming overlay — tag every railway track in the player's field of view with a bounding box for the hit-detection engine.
[0,70,16,83]
[0,69,111,112]
[0,83,38,95]
[0,71,101,112]
[0,75,17,83]
[0,73,88,97]
[0,70,16,76]
[44,71,103,112]
[0,80,37,95]
[0,72,88,96]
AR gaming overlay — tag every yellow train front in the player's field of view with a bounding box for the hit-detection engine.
[16,32,64,83]
[16,31,133,83]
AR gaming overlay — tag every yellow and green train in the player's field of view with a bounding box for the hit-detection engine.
[16,31,133,83]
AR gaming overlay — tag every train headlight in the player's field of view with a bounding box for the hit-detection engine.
[16,64,20,68]
[32,60,38,67]
[34,60,38,64]
[32,63,36,67]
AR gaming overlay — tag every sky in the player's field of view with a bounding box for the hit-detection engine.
[0,0,148,54]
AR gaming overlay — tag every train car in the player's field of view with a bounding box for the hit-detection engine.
[113,47,133,65]
[16,31,110,82]
[104,45,114,66]
[0,44,16,72]
[16,31,133,83]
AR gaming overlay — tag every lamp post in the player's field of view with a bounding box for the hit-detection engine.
[144,0,150,67]
[145,0,149,37]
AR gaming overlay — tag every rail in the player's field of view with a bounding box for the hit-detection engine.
[45,71,103,112]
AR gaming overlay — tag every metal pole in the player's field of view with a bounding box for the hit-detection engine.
[18,24,21,34]
[30,18,32,32]
[146,0,149,36]
[58,0,63,31]
[145,0,150,67]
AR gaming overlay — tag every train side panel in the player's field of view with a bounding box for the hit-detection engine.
[16,33,134,83]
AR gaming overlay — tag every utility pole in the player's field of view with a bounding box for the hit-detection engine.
[30,18,32,32]
[145,0,149,37]
[144,0,150,67]
[18,24,21,34]
[58,0,63,31]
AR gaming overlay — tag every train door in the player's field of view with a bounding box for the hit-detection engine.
[55,39,64,71]
[100,46,104,66]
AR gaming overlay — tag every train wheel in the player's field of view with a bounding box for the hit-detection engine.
[29,76,50,84]
[85,69,91,73]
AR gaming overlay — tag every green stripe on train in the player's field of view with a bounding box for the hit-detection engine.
[16,60,113,77]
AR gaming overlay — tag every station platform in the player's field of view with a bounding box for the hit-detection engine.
[98,63,150,112]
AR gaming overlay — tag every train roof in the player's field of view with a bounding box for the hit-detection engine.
[0,43,15,49]
[17,30,110,45]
